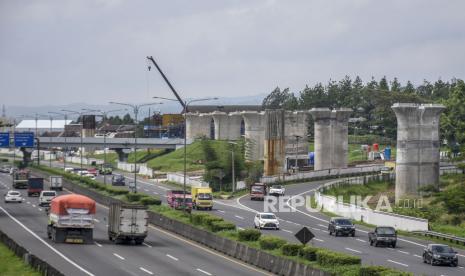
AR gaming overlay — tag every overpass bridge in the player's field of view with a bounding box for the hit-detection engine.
[36,137,192,150]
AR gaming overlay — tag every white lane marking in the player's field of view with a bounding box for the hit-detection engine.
[320,230,329,233]
[234,215,244,220]
[166,254,178,261]
[156,185,169,190]
[32,204,36,207]
[0,206,95,276]
[285,189,327,223]
[93,219,100,223]
[458,266,464,269]
[26,201,30,204]
[282,229,293,234]
[387,259,409,267]
[311,227,320,231]
[217,210,225,213]
[196,268,212,275]
[345,247,362,254]
[153,191,158,195]
[356,238,367,243]
[235,194,259,213]
[318,224,326,227]
[387,248,395,251]
[397,250,409,255]
[143,242,152,248]
[314,238,324,242]
[413,254,422,258]
[140,267,154,275]
[113,253,125,260]
[38,208,43,211]
[94,242,102,247]
[144,189,149,192]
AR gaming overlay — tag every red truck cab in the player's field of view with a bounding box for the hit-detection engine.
[250,183,267,201]
[167,190,192,212]
[87,168,98,176]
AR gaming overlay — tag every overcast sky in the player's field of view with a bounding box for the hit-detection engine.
[1,0,464,107]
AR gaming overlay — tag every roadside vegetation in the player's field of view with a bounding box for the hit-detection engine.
[32,164,409,275]
[0,242,41,276]
[322,174,465,237]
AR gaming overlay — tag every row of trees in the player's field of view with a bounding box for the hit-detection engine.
[262,77,465,152]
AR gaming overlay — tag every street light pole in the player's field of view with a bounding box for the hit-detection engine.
[153,96,218,209]
[109,102,162,193]
[293,135,302,172]
[62,110,85,179]
[49,112,70,171]
[228,141,237,193]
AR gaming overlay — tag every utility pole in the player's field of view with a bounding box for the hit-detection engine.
[228,142,237,193]
[49,111,70,171]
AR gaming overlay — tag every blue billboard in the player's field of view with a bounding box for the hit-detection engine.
[14,132,35,147]
[0,133,9,148]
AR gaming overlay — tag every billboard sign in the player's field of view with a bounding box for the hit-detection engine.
[0,133,9,148]
[14,132,35,147]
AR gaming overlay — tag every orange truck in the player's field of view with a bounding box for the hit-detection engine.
[47,194,96,244]
[250,183,267,200]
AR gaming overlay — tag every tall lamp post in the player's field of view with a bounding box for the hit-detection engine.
[49,111,73,171]
[109,102,163,193]
[293,135,302,171]
[62,110,85,178]
[82,108,126,185]
[153,96,218,208]
[228,142,237,193]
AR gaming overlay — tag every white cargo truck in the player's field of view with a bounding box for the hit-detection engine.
[108,202,148,244]
[49,176,63,191]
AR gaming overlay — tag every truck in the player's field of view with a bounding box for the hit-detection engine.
[368,226,397,248]
[47,194,95,244]
[108,202,148,244]
[12,169,30,189]
[27,177,44,197]
[99,164,113,175]
[167,190,193,212]
[250,183,267,200]
[191,187,213,210]
[49,176,63,191]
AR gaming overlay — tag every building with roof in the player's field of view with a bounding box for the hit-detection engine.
[15,120,72,135]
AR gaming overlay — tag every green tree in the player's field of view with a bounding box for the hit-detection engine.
[390,77,401,92]
[441,79,465,152]
[379,76,389,91]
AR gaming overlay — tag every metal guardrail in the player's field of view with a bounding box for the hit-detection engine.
[411,231,465,246]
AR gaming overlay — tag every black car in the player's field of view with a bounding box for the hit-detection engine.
[423,244,458,267]
[111,174,125,186]
[328,217,355,237]
[368,226,397,248]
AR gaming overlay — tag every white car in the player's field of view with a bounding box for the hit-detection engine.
[254,212,280,230]
[39,190,57,206]
[4,190,23,203]
[269,185,285,196]
[83,173,96,180]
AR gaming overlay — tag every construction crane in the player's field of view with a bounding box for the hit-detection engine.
[146,56,186,111]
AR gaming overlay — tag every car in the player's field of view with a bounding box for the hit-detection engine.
[368,226,397,248]
[328,217,355,237]
[39,190,57,206]
[0,165,12,173]
[87,168,98,176]
[4,190,23,203]
[254,212,279,230]
[269,185,285,196]
[83,173,96,180]
[64,167,74,173]
[423,244,458,267]
[111,174,125,186]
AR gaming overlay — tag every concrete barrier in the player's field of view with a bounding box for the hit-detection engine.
[116,162,140,173]
[31,168,330,276]
[0,229,65,276]
[166,173,209,187]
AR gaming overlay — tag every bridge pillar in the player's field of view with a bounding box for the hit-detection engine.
[241,111,265,161]
[264,109,285,176]
[332,108,352,169]
[228,112,243,140]
[284,111,309,169]
[115,148,129,162]
[185,113,211,140]
[211,111,229,140]
[392,103,445,200]
[20,148,32,167]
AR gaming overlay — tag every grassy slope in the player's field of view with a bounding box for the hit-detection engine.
[0,242,41,276]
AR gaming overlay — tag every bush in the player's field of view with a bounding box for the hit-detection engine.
[202,215,224,228]
[238,229,261,241]
[316,250,361,266]
[210,221,236,232]
[191,213,211,225]
[299,246,319,261]
[258,236,287,250]
[360,266,412,276]
[281,243,304,256]
[126,193,143,202]
[107,187,130,195]
[140,196,162,206]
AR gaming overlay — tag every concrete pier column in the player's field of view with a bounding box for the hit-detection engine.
[115,148,129,162]
[309,108,333,170]
[264,110,285,176]
[284,111,309,169]
[228,112,243,140]
[211,111,229,140]
[185,113,211,139]
[241,111,265,161]
[332,108,352,169]
[392,103,445,200]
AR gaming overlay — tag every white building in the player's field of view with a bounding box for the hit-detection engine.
[15,120,72,135]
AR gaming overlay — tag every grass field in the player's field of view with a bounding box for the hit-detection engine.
[0,242,41,276]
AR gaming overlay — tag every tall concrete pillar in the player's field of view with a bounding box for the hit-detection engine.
[264,110,285,176]
[185,113,211,139]
[392,103,445,200]
[332,108,352,169]
[310,108,333,170]
[310,108,352,170]
[228,112,243,140]
[284,111,309,169]
[211,111,229,140]
[241,111,265,161]
[115,148,129,162]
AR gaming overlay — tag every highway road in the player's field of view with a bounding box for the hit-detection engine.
[45,161,465,275]
[0,172,269,276]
